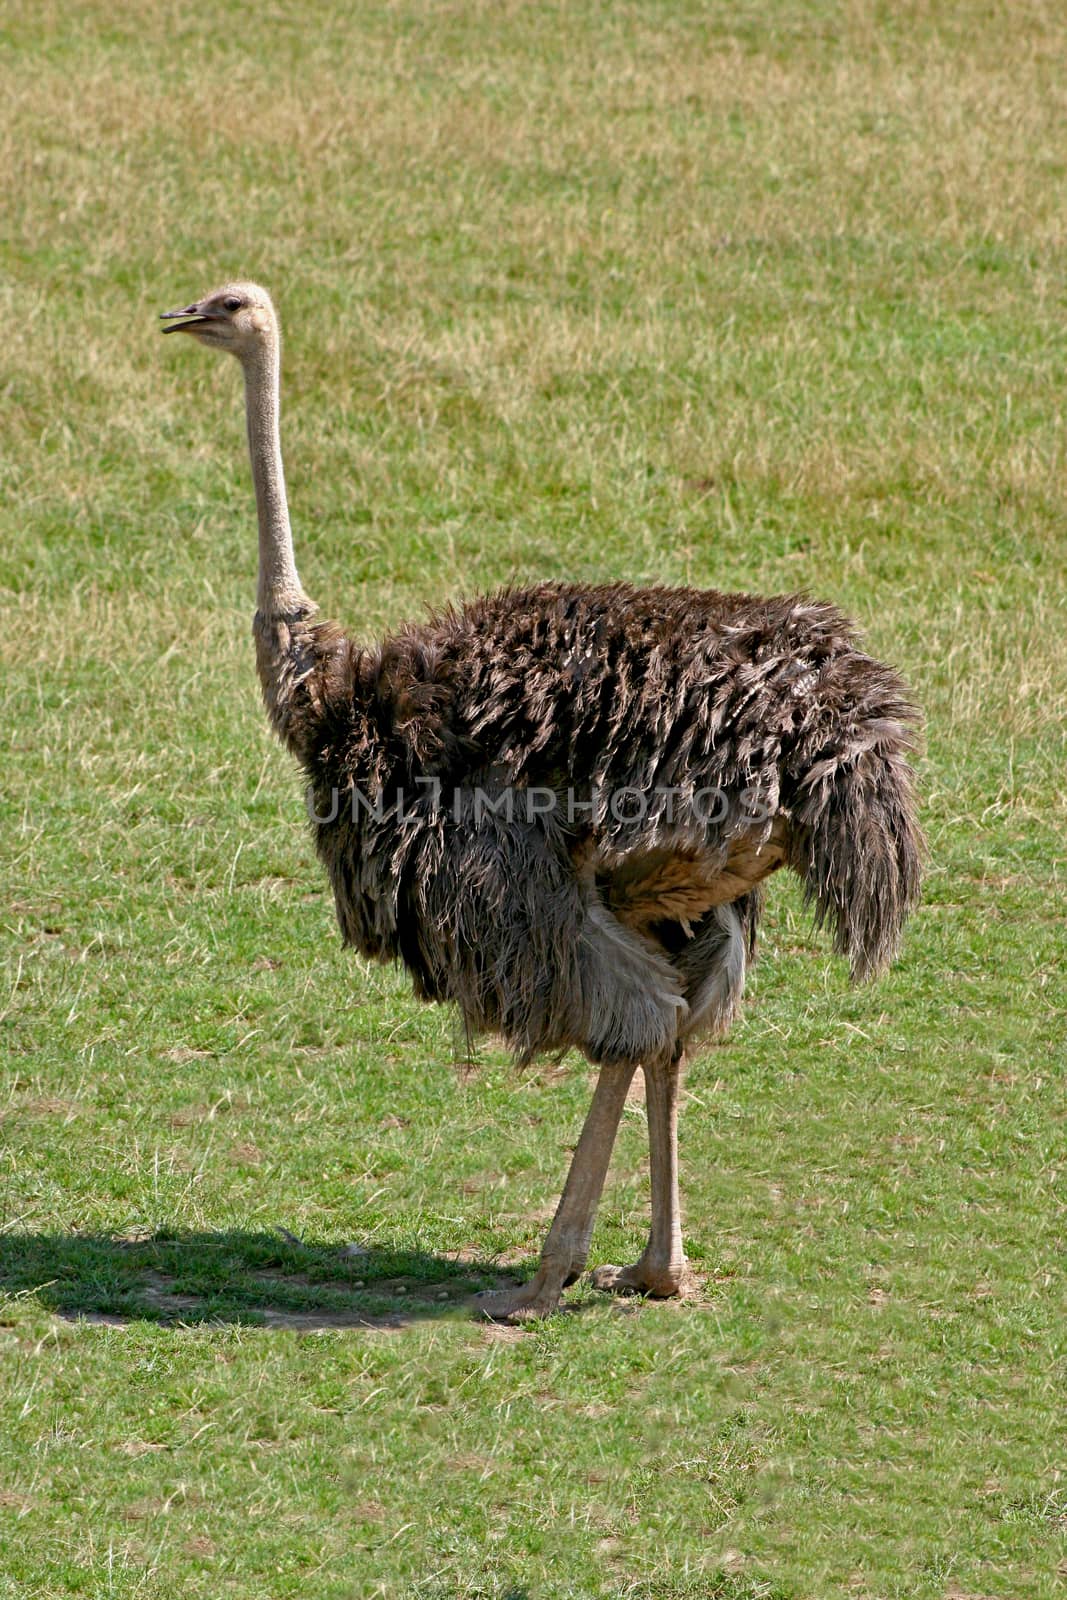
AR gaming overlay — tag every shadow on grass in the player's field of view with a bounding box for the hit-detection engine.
[0,1229,523,1329]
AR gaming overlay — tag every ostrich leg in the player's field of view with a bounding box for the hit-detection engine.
[478,1061,637,1321]
[591,1048,692,1297]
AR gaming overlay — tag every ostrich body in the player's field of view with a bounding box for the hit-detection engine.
[162,283,923,1321]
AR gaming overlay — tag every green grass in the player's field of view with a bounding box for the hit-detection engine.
[1,0,1065,1594]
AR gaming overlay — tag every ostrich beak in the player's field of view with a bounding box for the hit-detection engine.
[160,303,213,334]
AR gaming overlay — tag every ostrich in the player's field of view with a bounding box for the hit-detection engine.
[161,283,922,1322]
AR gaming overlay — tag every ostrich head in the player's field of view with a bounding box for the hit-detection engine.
[160,281,277,360]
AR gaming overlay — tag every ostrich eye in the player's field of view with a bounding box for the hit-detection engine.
[224,296,242,312]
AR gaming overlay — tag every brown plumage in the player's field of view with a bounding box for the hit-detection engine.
[163,283,923,1320]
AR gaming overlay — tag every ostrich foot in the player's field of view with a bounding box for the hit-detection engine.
[589,1258,693,1299]
[476,1259,574,1323]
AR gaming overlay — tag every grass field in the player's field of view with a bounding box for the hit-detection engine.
[1,1,1065,1595]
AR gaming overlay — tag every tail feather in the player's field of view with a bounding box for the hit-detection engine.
[785,669,924,983]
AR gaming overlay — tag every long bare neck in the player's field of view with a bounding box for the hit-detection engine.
[242,338,312,618]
